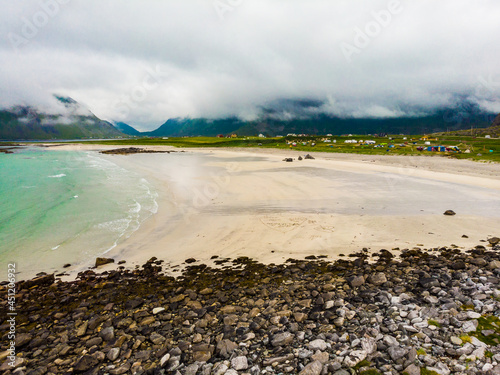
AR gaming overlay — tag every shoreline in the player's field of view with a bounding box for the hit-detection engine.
[10,143,500,282]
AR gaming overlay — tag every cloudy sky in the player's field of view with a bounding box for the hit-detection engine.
[1,0,500,130]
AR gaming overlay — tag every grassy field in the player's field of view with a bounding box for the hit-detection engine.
[4,134,498,162]
[80,134,500,163]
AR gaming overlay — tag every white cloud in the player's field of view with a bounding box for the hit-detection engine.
[0,0,499,130]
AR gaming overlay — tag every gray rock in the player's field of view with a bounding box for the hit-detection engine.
[85,337,102,347]
[100,326,114,342]
[15,333,32,348]
[160,353,170,367]
[488,260,500,270]
[271,332,294,347]
[403,364,421,375]
[307,339,327,351]
[263,354,294,366]
[73,355,99,373]
[490,365,500,375]
[388,346,407,361]
[212,362,229,375]
[383,335,398,347]
[311,350,329,364]
[231,356,248,370]
[150,332,165,345]
[462,320,478,332]
[368,272,387,285]
[298,349,314,359]
[343,350,367,367]
[109,363,131,375]
[217,339,238,358]
[107,347,120,361]
[299,360,323,375]
[184,364,200,375]
[347,275,365,288]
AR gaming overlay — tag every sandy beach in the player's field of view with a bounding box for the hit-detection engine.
[42,144,500,278]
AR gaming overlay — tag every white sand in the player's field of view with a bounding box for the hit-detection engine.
[44,144,500,277]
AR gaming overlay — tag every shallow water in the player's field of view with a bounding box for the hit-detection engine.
[0,147,157,279]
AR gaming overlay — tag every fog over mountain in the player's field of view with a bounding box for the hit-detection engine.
[1,0,500,131]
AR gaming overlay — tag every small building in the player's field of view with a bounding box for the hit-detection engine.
[258,134,266,138]
[485,135,491,139]
[231,133,237,138]
[217,134,224,138]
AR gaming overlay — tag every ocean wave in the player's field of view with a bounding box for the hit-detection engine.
[129,200,141,214]
[96,218,131,233]
[48,173,66,178]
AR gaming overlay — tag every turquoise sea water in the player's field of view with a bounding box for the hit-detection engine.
[0,147,157,279]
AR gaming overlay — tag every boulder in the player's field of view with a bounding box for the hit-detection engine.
[73,355,99,373]
[19,273,55,289]
[95,257,114,267]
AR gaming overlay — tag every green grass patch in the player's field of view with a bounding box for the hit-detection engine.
[460,335,472,344]
[428,319,442,328]
[471,315,500,346]
[76,134,500,163]
[353,359,372,370]
[416,348,426,355]
[359,370,382,375]
[421,368,439,375]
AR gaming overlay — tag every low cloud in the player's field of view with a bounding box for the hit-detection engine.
[1,0,499,130]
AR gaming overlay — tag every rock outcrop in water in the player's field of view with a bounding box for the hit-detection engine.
[1,245,499,374]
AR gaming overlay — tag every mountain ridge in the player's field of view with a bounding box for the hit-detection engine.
[0,96,125,140]
[141,106,497,137]
[1,97,498,140]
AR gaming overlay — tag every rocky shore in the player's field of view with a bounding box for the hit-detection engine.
[1,245,500,375]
